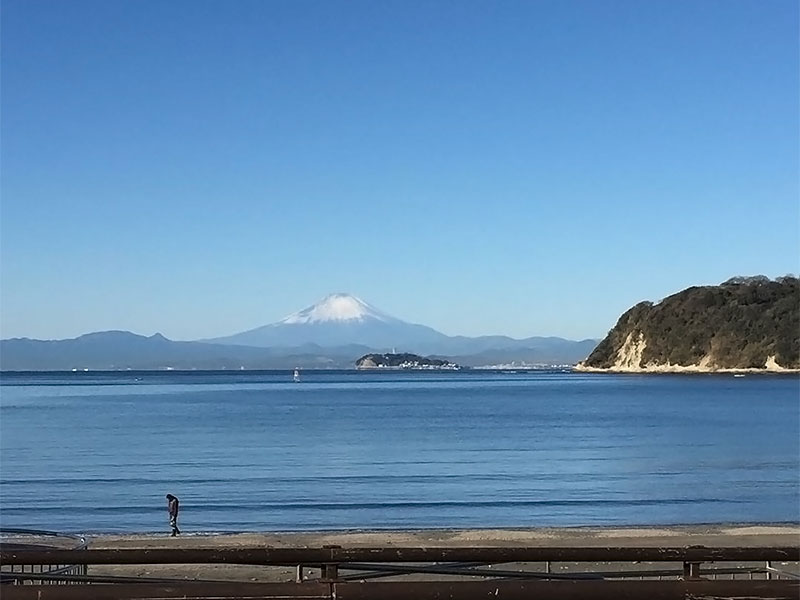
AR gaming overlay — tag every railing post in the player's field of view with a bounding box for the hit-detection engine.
[296,564,304,582]
[322,562,339,581]
[683,561,702,580]
[321,544,341,582]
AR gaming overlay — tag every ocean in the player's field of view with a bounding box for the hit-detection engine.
[0,370,798,534]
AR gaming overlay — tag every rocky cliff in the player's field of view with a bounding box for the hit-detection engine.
[577,276,799,372]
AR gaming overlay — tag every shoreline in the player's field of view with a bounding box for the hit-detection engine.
[3,366,800,374]
[89,524,800,547]
[574,364,800,374]
[23,521,800,539]
[80,525,800,583]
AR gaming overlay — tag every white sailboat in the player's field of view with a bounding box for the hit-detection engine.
[293,368,300,383]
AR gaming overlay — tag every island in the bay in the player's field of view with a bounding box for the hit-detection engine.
[356,353,461,370]
[577,275,799,373]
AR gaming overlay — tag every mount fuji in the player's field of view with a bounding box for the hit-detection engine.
[207,293,449,350]
[206,293,597,361]
[0,294,598,370]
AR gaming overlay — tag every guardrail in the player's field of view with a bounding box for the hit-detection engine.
[1,544,798,599]
[0,529,87,586]
[4,544,798,564]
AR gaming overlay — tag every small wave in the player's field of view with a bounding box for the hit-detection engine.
[0,497,740,515]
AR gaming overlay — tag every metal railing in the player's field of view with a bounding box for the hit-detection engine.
[0,528,87,585]
[0,543,798,598]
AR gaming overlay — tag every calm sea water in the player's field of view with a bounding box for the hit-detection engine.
[0,370,798,534]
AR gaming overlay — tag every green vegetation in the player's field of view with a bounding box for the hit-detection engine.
[355,353,459,369]
[583,276,800,369]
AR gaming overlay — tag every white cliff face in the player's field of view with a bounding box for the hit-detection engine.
[764,355,790,371]
[576,338,795,373]
[279,294,395,324]
[611,331,647,371]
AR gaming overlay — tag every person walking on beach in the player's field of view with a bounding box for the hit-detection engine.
[166,494,180,536]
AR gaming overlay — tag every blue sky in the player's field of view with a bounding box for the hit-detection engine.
[1,0,798,341]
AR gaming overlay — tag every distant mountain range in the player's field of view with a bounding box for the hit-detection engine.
[0,294,598,370]
[206,293,597,357]
[0,331,365,371]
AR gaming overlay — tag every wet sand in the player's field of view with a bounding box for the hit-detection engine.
[88,525,800,582]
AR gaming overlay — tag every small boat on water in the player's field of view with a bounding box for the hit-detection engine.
[293,368,301,383]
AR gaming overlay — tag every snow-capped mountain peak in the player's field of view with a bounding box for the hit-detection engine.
[280,293,392,325]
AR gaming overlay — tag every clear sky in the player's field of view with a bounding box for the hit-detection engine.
[1,0,798,341]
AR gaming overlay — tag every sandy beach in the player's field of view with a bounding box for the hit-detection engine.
[86,525,800,582]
